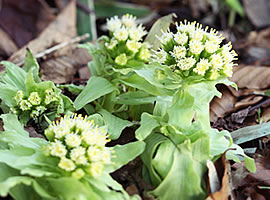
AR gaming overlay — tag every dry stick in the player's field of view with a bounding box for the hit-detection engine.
[249,98,270,112]
[76,0,94,14]
[17,33,90,66]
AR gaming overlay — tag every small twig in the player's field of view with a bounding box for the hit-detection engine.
[17,33,90,66]
[76,0,94,14]
[249,98,270,112]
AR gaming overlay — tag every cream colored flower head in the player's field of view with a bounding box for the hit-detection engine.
[152,20,238,80]
[121,14,136,28]
[44,114,113,179]
[105,14,150,64]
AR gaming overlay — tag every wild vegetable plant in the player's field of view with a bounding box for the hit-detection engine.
[74,14,154,122]
[0,113,144,200]
[0,50,74,130]
[132,20,256,199]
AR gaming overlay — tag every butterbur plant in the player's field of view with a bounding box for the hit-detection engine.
[0,114,144,200]
[44,114,112,179]
[74,14,154,121]
[105,14,150,65]
[152,20,237,81]
[133,19,256,199]
[0,50,73,129]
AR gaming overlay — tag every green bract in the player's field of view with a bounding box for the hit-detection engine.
[0,50,74,128]
[0,114,144,200]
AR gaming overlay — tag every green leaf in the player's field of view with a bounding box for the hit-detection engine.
[135,113,161,141]
[0,176,34,197]
[58,84,84,96]
[48,177,100,200]
[167,89,194,129]
[107,141,145,173]
[10,183,43,200]
[74,76,115,110]
[98,109,131,140]
[226,0,245,17]
[145,13,176,50]
[121,73,172,96]
[149,139,208,200]
[153,96,172,118]
[1,114,27,136]
[23,49,40,83]
[226,143,256,173]
[0,83,17,107]
[244,156,256,173]
[141,133,168,186]
[87,113,105,127]
[79,43,106,76]
[0,61,27,90]
[231,122,270,144]
[95,1,150,18]
[209,129,231,157]
[115,91,156,105]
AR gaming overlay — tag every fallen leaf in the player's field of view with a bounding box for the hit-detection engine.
[41,55,76,84]
[232,156,270,200]
[261,107,270,123]
[8,0,76,65]
[234,96,263,109]
[0,0,55,48]
[5,0,79,83]
[230,107,250,124]
[230,65,270,89]
[210,85,237,122]
[0,28,18,58]
[126,184,140,196]
[248,28,270,49]
[242,0,270,28]
[207,160,221,194]
[230,122,270,144]
[206,155,232,200]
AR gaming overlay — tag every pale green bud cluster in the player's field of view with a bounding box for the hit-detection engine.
[11,88,60,120]
[44,114,112,179]
[153,20,238,80]
[105,14,151,65]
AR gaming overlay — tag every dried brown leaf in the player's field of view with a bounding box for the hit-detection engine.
[248,28,270,49]
[261,107,270,123]
[243,0,270,28]
[0,28,18,57]
[232,156,270,199]
[210,85,237,122]
[41,55,76,84]
[234,95,263,109]
[8,0,76,65]
[206,155,231,200]
[0,0,55,48]
[230,65,270,89]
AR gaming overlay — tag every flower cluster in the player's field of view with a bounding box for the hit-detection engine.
[44,114,112,179]
[105,14,151,65]
[152,21,238,80]
[11,88,59,120]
